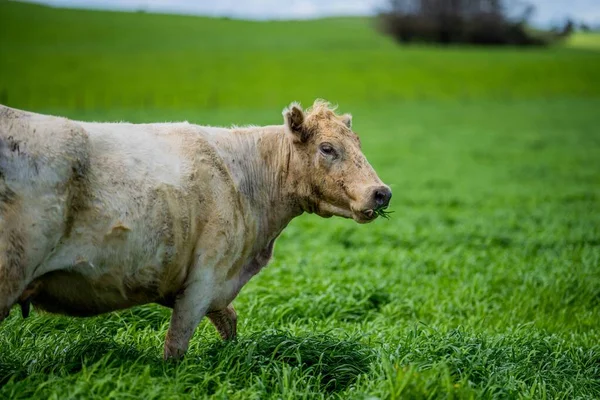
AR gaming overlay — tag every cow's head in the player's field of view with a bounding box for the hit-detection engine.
[284,100,391,223]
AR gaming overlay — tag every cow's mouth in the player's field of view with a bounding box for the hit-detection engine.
[354,209,378,224]
[363,209,377,220]
[314,201,353,219]
[313,201,380,224]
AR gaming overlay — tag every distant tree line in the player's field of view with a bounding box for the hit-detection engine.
[378,0,573,46]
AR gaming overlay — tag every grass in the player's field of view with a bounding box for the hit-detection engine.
[1,2,600,399]
[373,207,394,219]
[565,32,600,50]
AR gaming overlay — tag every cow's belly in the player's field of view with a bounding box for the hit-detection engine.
[31,255,183,317]
[30,268,166,316]
[30,229,190,316]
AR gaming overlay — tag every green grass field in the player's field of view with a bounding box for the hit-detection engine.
[1,2,600,399]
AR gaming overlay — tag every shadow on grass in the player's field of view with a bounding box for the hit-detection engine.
[0,336,157,386]
[200,331,376,394]
[1,329,375,395]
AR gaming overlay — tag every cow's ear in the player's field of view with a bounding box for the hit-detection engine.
[283,103,309,143]
[340,113,352,129]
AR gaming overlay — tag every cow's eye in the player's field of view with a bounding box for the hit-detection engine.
[319,143,337,158]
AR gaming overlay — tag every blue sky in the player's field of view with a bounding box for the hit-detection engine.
[21,0,600,27]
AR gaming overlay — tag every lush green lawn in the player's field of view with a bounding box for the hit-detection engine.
[1,2,599,399]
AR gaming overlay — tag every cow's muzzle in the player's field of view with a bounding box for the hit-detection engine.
[354,185,392,223]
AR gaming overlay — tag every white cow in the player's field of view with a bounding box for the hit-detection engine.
[0,100,391,359]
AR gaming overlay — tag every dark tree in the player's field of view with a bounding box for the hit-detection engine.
[560,19,575,37]
[378,0,553,46]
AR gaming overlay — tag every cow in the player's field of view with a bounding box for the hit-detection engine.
[0,100,391,359]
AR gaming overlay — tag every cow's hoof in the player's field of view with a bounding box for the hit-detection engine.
[163,344,186,361]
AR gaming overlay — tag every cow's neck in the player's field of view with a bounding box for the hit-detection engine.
[216,126,303,246]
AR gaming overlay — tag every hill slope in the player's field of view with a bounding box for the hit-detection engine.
[1,1,600,113]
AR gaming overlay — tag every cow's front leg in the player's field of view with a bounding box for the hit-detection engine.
[164,280,212,360]
[207,304,237,341]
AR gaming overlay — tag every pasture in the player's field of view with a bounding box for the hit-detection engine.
[0,2,599,398]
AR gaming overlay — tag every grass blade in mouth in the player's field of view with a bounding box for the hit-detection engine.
[374,208,393,219]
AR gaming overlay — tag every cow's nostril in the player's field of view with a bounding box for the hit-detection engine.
[373,187,392,208]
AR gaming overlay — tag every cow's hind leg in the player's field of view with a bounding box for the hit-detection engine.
[0,187,27,322]
[207,305,237,341]
[17,280,42,318]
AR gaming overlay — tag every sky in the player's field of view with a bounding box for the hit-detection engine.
[20,0,600,27]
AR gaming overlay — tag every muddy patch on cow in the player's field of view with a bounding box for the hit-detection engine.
[63,158,91,238]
